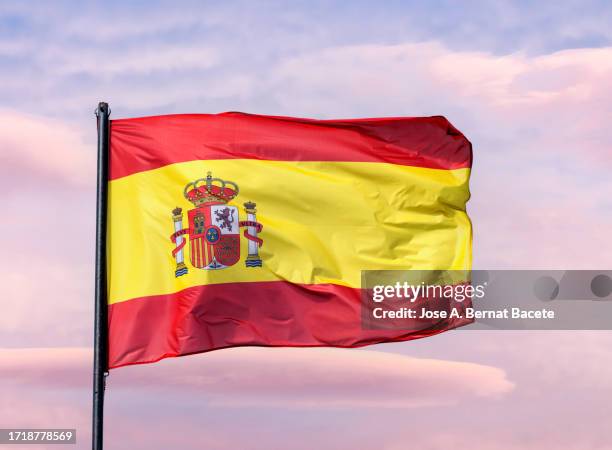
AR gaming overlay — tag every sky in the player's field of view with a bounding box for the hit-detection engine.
[1,1,612,449]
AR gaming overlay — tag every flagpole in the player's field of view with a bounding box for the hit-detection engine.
[93,102,110,450]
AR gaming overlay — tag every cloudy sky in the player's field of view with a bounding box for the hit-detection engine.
[1,1,611,449]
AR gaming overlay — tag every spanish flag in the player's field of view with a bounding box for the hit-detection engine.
[107,113,472,368]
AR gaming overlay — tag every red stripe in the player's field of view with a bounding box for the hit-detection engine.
[109,112,472,180]
[196,238,202,267]
[191,240,197,268]
[108,281,470,369]
[204,239,208,267]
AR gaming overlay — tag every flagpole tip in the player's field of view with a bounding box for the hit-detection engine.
[95,102,110,117]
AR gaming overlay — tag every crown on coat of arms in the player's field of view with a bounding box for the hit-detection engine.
[184,171,240,206]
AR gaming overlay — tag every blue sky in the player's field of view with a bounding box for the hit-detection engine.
[2,0,612,121]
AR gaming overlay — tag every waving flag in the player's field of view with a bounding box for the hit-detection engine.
[107,112,472,368]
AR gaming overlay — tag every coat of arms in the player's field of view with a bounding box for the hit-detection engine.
[170,171,263,277]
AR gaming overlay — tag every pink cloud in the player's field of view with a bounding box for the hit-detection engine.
[272,42,612,164]
[0,347,513,408]
[0,346,515,449]
[0,348,513,408]
[384,428,612,450]
[0,255,91,346]
[0,109,94,188]
[467,331,612,392]
[3,341,610,450]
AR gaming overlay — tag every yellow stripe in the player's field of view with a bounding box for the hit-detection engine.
[108,159,471,305]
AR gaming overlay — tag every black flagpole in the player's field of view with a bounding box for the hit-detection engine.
[93,102,110,450]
